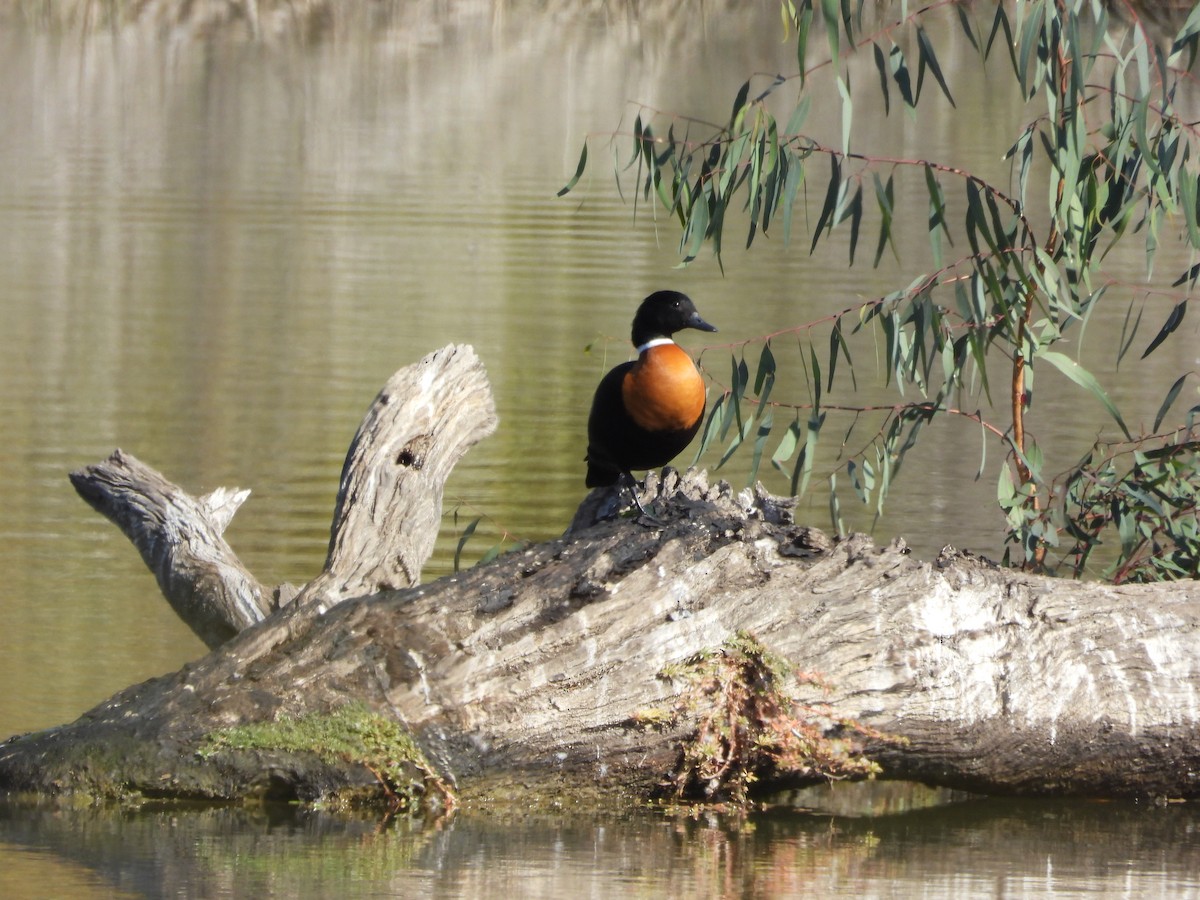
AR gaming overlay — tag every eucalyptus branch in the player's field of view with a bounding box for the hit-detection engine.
[563,0,1200,582]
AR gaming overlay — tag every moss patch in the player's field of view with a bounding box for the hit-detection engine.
[199,703,455,814]
[640,631,892,806]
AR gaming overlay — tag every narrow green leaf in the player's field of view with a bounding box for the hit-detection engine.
[790,444,807,496]
[955,3,979,52]
[873,42,890,115]
[753,74,787,106]
[810,344,822,412]
[1038,349,1132,439]
[729,79,751,130]
[748,411,774,486]
[1015,2,1044,98]
[964,179,996,255]
[628,114,644,169]
[811,155,841,254]
[784,96,812,136]
[799,412,824,496]
[755,342,776,410]
[821,0,840,70]
[682,192,709,262]
[828,471,844,536]
[881,310,897,388]
[781,151,804,245]
[985,3,1017,71]
[694,393,727,461]
[848,457,876,505]
[720,416,755,467]
[847,184,863,265]
[1018,124,1035,206]
[725,355,750,439]
[557,141,588,197]
[916,25,956,107]
[975,415,988,480]
[796,5,813,83]
[890,44,914,108]
[454,517,481,572]
[1134,28,1151,101]
[1116,299,1143,368]
[837,75,852,155]
[1172,263,1200,288]
[759,121,783,235]
[1141,300,1187,359]
[772,417,802,474]
[1171,1,1200,67]
[830,316,856,391]
[828,320,842,390]
[924,164,950,268]
[1154,373,1190,432]
[1181,173,1200,249]
[872,172,895,267]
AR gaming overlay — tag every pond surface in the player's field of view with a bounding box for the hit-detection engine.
[2,789,1200,899]
[0,2,1197,895]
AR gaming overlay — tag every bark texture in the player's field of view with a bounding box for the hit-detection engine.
[5,348,1200,807]
[69,451,270,649]
[301,342,498,607]
[67,344,497,648]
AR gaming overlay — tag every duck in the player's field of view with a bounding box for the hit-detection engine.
[585,291,717,511]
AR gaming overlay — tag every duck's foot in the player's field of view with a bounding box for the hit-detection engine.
[622,472,665,527]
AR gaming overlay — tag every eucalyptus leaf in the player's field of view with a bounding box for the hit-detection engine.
[1038,349,1132,440]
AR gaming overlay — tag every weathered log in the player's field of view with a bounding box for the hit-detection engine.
[67,344,498,648]
[6,348,1200,808]
[3,469,1200,806]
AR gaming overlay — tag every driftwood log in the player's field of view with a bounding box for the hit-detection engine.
[2,343,1199,808]
[67,343,500,649]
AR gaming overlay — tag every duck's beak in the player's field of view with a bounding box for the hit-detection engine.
[688,311,718,333]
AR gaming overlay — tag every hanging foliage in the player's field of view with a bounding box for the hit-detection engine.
[561,0,1200,582]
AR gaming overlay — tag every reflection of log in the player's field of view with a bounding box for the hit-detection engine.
[67,344,499,648]
[1,792,1198,896]
[4,346,1200,807]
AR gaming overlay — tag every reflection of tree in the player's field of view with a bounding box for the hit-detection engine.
[6,798,1197,896]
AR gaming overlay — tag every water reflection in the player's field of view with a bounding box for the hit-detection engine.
[1,794,1198,898]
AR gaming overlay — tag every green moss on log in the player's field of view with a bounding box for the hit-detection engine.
[199,703,455,814]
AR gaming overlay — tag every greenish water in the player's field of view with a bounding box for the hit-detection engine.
[1,791,1198,898]
[1,3,1197,895]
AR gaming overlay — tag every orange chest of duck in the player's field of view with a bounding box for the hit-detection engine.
[586,340,708,485]
[621,340,707,433]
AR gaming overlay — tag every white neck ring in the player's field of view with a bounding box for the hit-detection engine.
[636,337,675,354]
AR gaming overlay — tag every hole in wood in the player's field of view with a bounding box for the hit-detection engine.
[396,434,434,469]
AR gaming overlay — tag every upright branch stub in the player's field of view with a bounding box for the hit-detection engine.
[70,449,270,649]
[69,344,496,646]
[303,343,498,606]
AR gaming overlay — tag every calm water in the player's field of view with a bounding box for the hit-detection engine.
[1,3,1197,895]
[1,790,1199,899]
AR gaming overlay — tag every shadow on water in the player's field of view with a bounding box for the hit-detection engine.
[1,787,1199,897]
